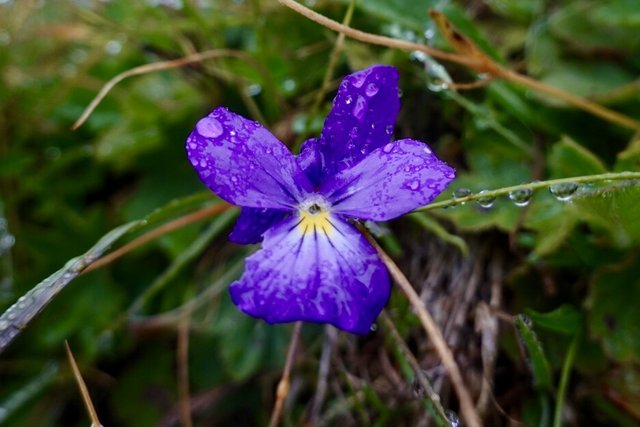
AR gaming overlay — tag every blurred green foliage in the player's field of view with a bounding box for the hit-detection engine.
[0,0,639,426]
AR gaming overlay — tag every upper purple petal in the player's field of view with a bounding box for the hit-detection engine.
[228,214,390,334]
[229,207,288,244]
[186,107,313,209]
[316,65,400,180]
[320,139,455,221]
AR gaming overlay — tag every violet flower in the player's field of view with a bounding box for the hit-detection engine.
[186,65,455,334]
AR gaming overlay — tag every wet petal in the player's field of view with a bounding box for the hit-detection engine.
[229,207,288,244]
[186,107,312,209]
[229,214,390,334]
[296,138,322,186]
[321,139,455,221]
[317,65,400,179]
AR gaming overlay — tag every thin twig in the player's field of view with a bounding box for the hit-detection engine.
[279,0,640,132]
[82,203,230,273]
[177,315,193,427]
[72,49,253,130]
[363,230,482,427]
[65,341,102,427]
[268,321,303,427]
[379,311,449,423]
[311,0,357,112]
[310,325,338,423]
[279,0,478,68]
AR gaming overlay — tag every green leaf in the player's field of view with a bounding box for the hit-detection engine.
[570,183,640,248]
[515,314,553,390]
[548,136,608,178]
[0,220,142,354]
[588,256,640,363]
[526,304,583,335]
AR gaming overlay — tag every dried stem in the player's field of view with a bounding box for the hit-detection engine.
[279,0,640,132]
[72,49,254,130]
[379,311,449,423]
[82,203,230,273]
[268,321,303,427]
[65,341,102,427]
[177,315,193,427]
[363,230,482,427]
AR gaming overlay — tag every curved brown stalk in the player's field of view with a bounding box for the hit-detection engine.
[72,49,258,130]
[280,0,640,132]
[362,228,482,427]
[83,203,230,273]
[268,322,303,427]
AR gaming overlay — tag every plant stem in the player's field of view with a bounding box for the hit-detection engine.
[553,334,579,427]
[418,171,640,212]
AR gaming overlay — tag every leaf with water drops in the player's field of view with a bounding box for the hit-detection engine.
[0,220,141,354]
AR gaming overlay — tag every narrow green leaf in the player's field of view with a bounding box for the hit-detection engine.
[515,314,552,390]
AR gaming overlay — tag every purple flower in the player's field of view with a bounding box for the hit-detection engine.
[186,65,455,334]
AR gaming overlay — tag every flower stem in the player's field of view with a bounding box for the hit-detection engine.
[363,228,482,427]
[417,171,640,212]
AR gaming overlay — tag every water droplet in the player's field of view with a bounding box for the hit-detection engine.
[476,190,496,208]
[246,83,262,96]
[369,323,377,332]
[427,81,449,92]
[408,180,420,190]
[196,117,223,138]
[353,95,367,120]
[198,159,207,168]
[282,78,297,93]
[104,39,122,55]
[230,175,238,183]
[445,410,460,427]
[265,147,272,155]
[385,125,394,135]
[549,182,579,201]
[453,188,472,199]
[518,313,533,327]
[344,95,353,105]
[383,143,394,153]
[349,127,359,139]
[509,188,533,207]
[365,82,379,97]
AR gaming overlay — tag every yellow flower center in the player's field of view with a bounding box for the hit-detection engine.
[297,197,333,236]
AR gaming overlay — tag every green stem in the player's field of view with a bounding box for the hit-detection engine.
[418,171,640,212]
[553,334,579,427]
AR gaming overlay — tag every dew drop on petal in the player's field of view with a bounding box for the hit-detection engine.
[423,146,432,155]
[196,117,223,138]
[383,142,394,153]
[549,182,579,201]
[344,95,353,105]
[365,82,379,97]
[385,125,394,135]
[353,95,367,120]
[509,188,533,206]
[409,180,420,190]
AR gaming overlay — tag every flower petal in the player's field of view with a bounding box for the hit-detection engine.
[186,107,312,209]
[296,137,322,186]
[317,65,400,179]
[229,214,390,334]
[321,139,455,221]
[229,207,287,244]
